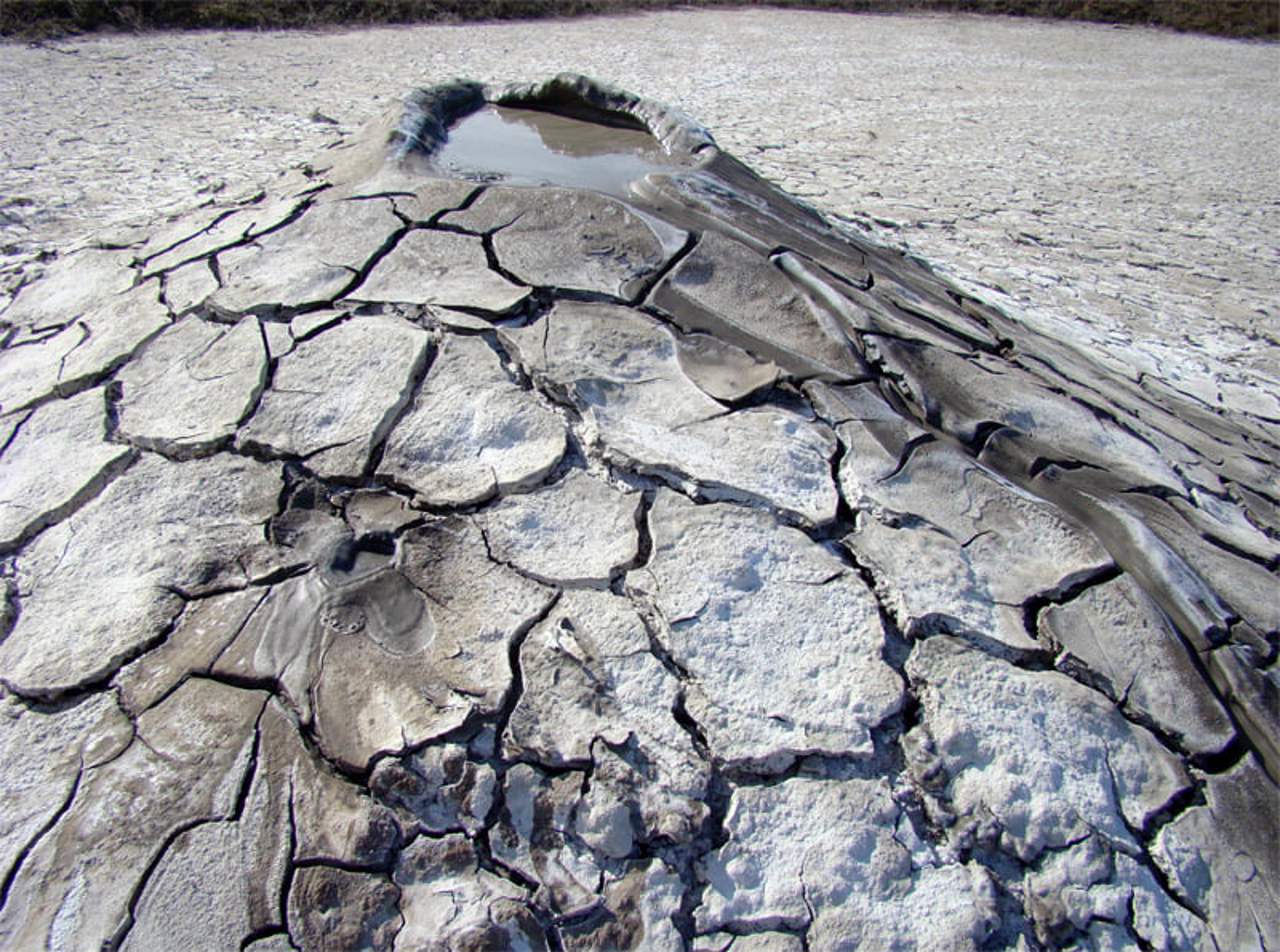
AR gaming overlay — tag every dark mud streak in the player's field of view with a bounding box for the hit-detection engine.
[880,431,937,483]
[1200,531,1280,573]
[1025,454,1104,480]
[670,691,710,762]
[622,488,655,577]
[884,297,1003,355]
[237,928,294,952]
[965,419,1007,456]
[290,855,398,875]
[1178,643,1279,779]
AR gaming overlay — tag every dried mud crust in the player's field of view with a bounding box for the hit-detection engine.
[1,9,1278,398]
[0,66,1277,952]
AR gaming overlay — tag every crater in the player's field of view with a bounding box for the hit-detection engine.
[256,534,434,674]
[431,103,680,197]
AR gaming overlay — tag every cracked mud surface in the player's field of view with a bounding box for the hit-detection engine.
[1,70,1277,952]
[2,9,1278,403]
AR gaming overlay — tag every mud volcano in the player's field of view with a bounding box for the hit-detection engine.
[0,75,1276,951]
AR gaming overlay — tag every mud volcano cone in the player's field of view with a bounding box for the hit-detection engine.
[0,75,1275,951]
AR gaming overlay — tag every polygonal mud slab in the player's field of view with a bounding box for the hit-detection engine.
[851,439,1114,601]
[163,259,221,314]
[901,636,1224,948]
[1152,755,1280,952]
[804,378,931,504]
[491,763,605,917]
[287,866,402,952]
[0,453,281,697]
[0,689,133,901]
[2,248,136,332]
[1018,833,1213,950]
[138,192,309,275]
[115,314,268,457]
[502,588,710,848]
[112,586,271,715]
[1039,574,1236,756]
[478,469,641,584]
[352,228,530,313]
[630,490,902,771]
[698,776,998,948]
[651,228,863,379]
[0,386,131,551]
[905,635,1189,861]
[119,707,296,952]
[848,513,1039,653]
[370,742,496,837]
[209,196,402,315]
[845,439,1115,652]
[560,860,686,952]
[250,700,402,872]
[378,332,567,506]
[393,835,544,951]
[237,314,429,478]
[503,588,682,764]
[443,185,676,298]
[876,339,1184,492]
[377,178,478,221]
[1120,488,1280,638]
[693,935,805,952]
[214,515,555,773]
[675,330,781,403]
[500,301,839,525]
[0,680,267,950]
[0,283,170,414]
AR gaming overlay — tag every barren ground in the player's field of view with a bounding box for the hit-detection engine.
[1,9,1277,393]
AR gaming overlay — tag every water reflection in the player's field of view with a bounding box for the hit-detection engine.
[433,105,679,197]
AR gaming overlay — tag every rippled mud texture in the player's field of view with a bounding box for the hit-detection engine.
[0,74,1276,952]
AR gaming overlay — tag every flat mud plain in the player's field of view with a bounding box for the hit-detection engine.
[2,9,1278,400]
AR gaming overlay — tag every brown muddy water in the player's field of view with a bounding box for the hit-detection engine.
[433,104,681,195]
